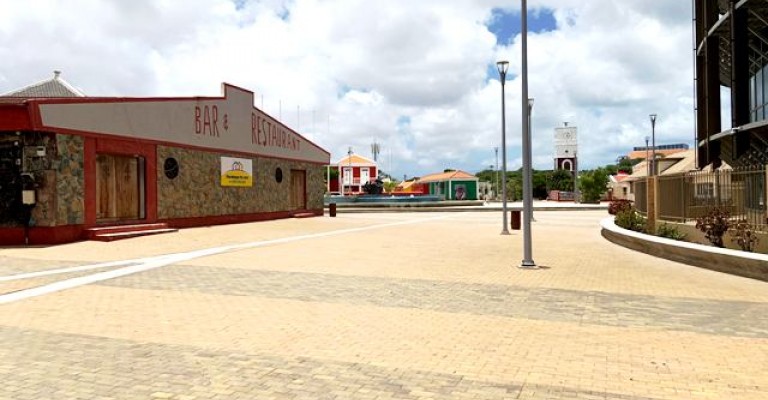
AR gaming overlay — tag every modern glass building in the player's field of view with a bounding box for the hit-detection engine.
[695,0,768,168]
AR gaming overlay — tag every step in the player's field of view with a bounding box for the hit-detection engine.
[85,223,170,235]
[90,228,179,242]
[292,212,316,218]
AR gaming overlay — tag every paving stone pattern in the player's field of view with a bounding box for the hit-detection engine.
[0,325,667,400]
[1,211,767,400]
[100,266,768,339]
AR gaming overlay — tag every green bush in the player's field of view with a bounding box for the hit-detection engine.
[578,168,609,203]
[656,223,686,241]
[615,208,646,233]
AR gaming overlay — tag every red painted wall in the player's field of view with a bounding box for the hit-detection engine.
[0,106,32,130]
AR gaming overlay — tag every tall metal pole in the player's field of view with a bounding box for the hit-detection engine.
[347,147,353,195]
[497,61,510,235]
[649,114,657,176]
[520,0,536,267]
[645,136,650,176]
[495,147,499,200]
[527,98,535,223]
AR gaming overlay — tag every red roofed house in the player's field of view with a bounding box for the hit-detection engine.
[417,170,479,200]
[328,153,377,195]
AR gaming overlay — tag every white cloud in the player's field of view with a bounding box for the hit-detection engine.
[0,0,696,178]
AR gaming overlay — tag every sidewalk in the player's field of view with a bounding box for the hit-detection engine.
[0,210,766,399]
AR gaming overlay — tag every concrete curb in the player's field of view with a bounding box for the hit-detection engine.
[600,217,768,282]
[324,203,608,213]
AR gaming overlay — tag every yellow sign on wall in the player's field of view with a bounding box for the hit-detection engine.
[221,157,253,187]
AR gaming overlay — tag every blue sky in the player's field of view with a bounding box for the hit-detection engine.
[488,7,557,45]
[0,1,698,180]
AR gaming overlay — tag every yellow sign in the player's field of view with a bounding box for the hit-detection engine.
[221,157,253,187]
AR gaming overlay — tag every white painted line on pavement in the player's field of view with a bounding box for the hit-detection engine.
[0,214,452,304]
[0,259,143,282]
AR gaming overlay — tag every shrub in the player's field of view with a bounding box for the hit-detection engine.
[657,223,686,241]
[578,168,609,203]
[608,199,632,215]
[730,219,760,252]
[615,207,647,233]
[695,208,730,247]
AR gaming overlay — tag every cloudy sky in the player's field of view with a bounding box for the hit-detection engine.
[0,0,700,179]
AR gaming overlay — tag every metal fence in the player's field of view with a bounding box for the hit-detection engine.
[655,167,767,232]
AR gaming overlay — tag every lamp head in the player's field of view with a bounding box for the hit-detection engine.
[649,114,657,123]
[496,60,509,77]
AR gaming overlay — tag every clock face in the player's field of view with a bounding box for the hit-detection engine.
[564,132,572,140]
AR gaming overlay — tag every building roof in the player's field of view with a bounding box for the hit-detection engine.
[417,170,477,183]
[624,149,730,181]
[609,172,631,183]
[1,71,86,98]
[627,147,688,160]
[335,153,376,166]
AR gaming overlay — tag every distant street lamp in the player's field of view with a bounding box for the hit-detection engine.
[520,0,536,268]
[645,136,650,176]
[649,114,657,176]
[347,147,353,195]
[494,147,499,200]
[497,60,510,235]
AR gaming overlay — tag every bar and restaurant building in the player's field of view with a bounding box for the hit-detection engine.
[0,76,329,245]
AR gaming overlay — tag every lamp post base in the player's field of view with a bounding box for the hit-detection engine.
[500,229,511,235]
[519,260,537,269]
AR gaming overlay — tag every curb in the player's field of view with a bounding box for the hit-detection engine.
[600,217,768,282]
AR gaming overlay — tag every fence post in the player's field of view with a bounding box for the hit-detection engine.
[765,165,768,224]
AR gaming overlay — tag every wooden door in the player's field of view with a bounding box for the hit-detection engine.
[290,170,306,210]
[96,154,140,221]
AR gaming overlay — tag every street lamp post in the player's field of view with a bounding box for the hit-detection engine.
[649,114,657,176]
[497,60,510,235]
[645,136,650,176]
[527,98,535,223]
[495,147,499,200]
[520,0,536,267]
[347,147,353,195]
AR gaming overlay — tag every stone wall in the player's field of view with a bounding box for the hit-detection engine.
[53,134,85,225]
[157,146,324,220]
[9,132,83,228]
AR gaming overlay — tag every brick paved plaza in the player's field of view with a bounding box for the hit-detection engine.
[1,210,767,399]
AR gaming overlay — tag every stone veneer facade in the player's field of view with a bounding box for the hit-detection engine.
[156,145,324,220]
[19,133,84,228]
[14,134,324,228]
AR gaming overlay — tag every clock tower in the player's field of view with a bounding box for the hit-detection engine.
[554,123,578,173]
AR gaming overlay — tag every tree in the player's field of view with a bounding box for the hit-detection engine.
[578,168,609,203]
[548,169,574,192]
[383,181,398,193]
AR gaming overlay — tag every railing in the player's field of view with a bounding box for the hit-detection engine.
[634,180,647,213]
[650,167,767,232]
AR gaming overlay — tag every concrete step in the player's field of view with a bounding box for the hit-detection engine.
[89,228,178,242]
[84,223,177,241]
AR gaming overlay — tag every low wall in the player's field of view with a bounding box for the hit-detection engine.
[601,217,768,282]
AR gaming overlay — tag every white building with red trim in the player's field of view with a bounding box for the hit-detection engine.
[327,153,377,195]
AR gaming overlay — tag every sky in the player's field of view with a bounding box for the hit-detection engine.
[0,0,703,179]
